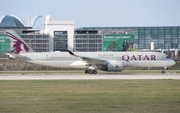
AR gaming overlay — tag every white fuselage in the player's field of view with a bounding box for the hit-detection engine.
[18,51,175,69]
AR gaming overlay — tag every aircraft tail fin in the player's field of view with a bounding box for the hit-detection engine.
[6,30,34,54]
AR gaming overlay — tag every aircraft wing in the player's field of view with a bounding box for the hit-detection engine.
[67,50,107,64]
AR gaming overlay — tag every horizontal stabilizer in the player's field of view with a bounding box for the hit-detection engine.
[6,53,27,60]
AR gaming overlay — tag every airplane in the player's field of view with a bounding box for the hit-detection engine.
[6,30,175,74]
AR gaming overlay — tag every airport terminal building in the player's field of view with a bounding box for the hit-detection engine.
[0,15,180,57]
[74,26,180,50]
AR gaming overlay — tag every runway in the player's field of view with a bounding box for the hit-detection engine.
[0,74,180,80]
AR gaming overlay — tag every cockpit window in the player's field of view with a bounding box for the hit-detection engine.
[166,55,171,59]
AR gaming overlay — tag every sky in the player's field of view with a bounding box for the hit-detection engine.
[0,0,180,29]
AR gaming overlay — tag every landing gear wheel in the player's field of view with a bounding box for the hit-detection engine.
[93,70,97,74]
[88,70,92,74]
[162,67,167,74]
[85,69,97,74]
[85,70,88,74]
[162,70,165,74]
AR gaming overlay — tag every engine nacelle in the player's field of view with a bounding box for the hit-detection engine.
[101,60,123,72]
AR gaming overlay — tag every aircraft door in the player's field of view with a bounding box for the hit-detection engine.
[45,54,50,60]
[41,55,50,60]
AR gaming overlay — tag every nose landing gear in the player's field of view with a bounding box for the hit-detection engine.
[162,67,167,74]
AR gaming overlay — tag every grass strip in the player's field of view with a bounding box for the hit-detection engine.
[0,80,180,113]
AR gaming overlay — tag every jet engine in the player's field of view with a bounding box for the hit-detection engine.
[101,60,123,72]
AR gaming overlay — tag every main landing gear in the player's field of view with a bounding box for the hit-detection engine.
[85,64,98,74]
[85,69,97,74]
[162,67,167,74]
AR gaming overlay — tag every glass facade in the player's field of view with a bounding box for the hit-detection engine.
[75,26,180,51]
[132,27,180,49]
[0,15,25,27]
[74,34,102,52]
[21,34,49,52]
[54,31,68,52]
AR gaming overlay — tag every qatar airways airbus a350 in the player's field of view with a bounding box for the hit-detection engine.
[6,30,175,74]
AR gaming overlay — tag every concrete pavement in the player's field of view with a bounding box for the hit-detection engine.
[0,74,180,80]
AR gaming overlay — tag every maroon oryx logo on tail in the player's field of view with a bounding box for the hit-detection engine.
[6,31,30,54]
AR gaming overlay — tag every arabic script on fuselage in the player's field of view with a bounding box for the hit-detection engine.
[98,54,114,57]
